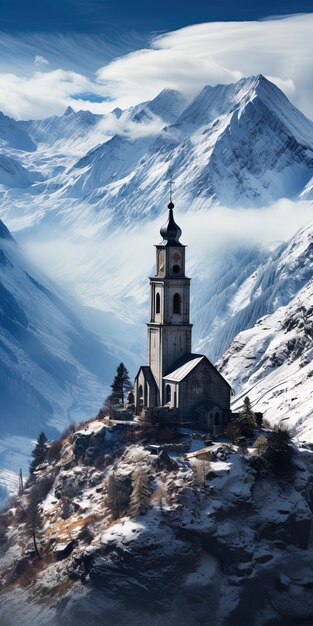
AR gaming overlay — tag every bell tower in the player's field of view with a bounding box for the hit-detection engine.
[147,194,192,404]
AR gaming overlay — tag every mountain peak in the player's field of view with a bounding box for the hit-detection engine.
[0,219,15,242]
[64,105,75,116]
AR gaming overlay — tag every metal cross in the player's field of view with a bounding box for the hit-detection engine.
[168,175,174,203]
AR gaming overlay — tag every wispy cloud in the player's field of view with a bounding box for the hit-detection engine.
[22,199,313,319]
[34,54,49,67]
[0,14,313,119]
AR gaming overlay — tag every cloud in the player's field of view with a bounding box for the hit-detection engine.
[96,14,313,118]
[22,198,313,321]
[0,68,97,119]
[0,14,313,120]
[34,54,49,67]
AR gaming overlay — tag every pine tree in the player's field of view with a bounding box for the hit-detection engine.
[29,432,48,475]
[236,396,257,437]
[129,468,151,517]
[109,362,133,405]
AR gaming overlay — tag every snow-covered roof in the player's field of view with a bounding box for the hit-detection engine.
[163,354,205,382]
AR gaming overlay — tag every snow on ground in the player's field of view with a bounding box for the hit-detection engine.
[220,276,313,440]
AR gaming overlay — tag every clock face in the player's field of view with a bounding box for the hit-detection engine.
[172,251,181,263]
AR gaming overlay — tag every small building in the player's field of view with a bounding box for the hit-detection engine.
[134,195,232,431]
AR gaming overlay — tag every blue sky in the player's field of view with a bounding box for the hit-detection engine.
[1,0,313,34]
[0,3,312,120]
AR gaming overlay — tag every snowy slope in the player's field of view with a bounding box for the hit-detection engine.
[0,154,42,188]
[0,111,36,152]
[52,74,313,227]
[22,106,102,146]
[219,275,313,441]
[1,74,313,235]
[195,219,313,361]
[0,219,124,496]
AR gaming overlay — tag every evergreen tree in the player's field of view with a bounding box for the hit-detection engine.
[109,362,133,405]
[129,468,151,517]
[236,396,257,437]
[29,432,48,475]
[265,425,293,471]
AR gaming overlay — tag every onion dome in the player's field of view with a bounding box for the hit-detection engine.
[160,202,182,245]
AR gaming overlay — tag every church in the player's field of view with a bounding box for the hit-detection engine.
[134,197,232,432]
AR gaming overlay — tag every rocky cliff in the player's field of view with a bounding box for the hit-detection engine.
[1,418,313,626]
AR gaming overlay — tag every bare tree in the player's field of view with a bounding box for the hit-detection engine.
[192,460,211,487]
[105,471,130,520]
[129,468,151,517]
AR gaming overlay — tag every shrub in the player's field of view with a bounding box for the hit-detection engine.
[60,423,77,439]
[77,524,94,544]
[265,425,293,472]
[253,435,268,456]
[225,421,240,442]
[158,426,176,442]
[46,440,62,463]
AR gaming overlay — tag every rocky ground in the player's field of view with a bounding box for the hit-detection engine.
[1,418,313,626]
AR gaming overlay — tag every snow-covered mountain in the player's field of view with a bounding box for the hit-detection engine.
[0,73,312,454]
[219,222,313,440]
[21,106,102,146]
[194,219,313,361]
[0,153,42,188]
[0,111,36,152]
[0,219,125,497]
[1,75,313,230]
[36,74,313,233]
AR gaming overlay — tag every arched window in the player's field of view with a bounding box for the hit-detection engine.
[215,412,219,425]
[173,293,181,315]
[156,292,160,314]
[165,384,171,404]
[138,385,143,399]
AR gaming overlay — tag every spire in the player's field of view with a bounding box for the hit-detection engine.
[159,175,182,245]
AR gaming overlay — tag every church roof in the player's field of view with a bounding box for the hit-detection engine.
[135,365,158,390]
[163,353,205,382]
[159,202,183,246]
[163,353,231,387]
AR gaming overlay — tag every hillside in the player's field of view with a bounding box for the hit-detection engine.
[219,276,313,440]
[196,218,313,361]
[0,220,120,498]
[0,418,313,626]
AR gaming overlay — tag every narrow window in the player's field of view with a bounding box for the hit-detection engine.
[165,384,171,404]
[144,381,148,405]
[156,292,160,314]
[173,293,181,315]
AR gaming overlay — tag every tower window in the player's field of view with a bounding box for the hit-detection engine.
[156,292,160,314]
[172,264,180,273]
[173,293,181,315]
[165,384,171,404]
